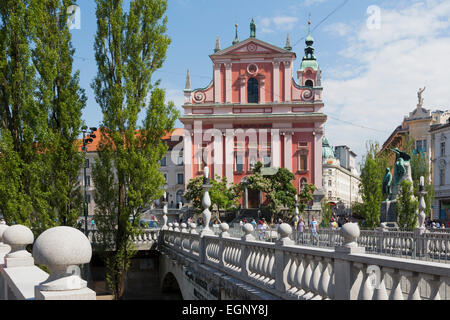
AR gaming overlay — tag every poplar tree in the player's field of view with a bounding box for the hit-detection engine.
[0,0,46,228]
[359,141,387,229]
[396,180,418,231]
[91,0,177,299]
[29,0,86,230]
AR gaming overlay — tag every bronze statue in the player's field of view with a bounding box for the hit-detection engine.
[382,168,392,200]
[390,148,411,186]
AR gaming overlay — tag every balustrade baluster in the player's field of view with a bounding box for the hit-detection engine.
[401,271,421,300]
[373,267,388,300]
[301,255,314,299]
[384,268,404,300]
[293,254,306,299]
[287,255,297,295]
[319,258,331,299]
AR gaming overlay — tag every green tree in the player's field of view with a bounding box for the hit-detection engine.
[184,176,204,213]
[210,176,241,220]
[0,0,48,230]
[91,0,177,300]
[298,183,317,215]
[321,198,332,228]
[243,163,297,224]
[29,0,86,230]
[396,180,418,231]
[359,141,387,229]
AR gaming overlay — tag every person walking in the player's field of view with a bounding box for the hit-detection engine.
[310,216,319,245]
[297,217,305,244]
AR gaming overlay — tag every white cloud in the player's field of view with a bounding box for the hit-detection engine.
[323,22,353,37]
[303,0,327,6]
[257,16,299,34]
[322,0,450,163]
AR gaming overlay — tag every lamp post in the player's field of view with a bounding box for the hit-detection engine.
[81,125,97,286]
[200,166,213,236]
[161,184,168,230]
[294,194,299,242]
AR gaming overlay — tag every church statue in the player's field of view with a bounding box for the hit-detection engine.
[390,148,412,186]
[417,87,426,107]
[250,18,256,38]
[382,168,392,200]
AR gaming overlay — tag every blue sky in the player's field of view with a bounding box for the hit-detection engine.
[71,0,450,165]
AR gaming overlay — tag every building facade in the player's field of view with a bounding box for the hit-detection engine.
[78,129,185,216]
[381,88,450,218]
[180,21,327,208]
[430,123,450,223]
[322,137,361,214]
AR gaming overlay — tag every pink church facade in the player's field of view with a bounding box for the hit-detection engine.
[180,22,327,208]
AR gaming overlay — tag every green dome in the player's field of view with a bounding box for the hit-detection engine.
[305,33,314,46]
[322,137,335,159]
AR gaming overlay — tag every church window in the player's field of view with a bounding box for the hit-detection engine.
[305,79,314,87]
[247,78,259,103]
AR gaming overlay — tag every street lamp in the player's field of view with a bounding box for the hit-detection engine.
[81,126,97,287]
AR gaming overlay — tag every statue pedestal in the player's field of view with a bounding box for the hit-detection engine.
[381,200,397,223]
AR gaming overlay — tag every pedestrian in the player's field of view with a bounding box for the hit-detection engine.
[251,219,257,229]
[297,217,305,244]
[310,216,319,245]
[257,220,264,240]
[239,219,244,226]
[436,221,441,228]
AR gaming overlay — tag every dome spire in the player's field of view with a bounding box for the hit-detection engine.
[184,69,191,91]
[284,33,292,51]
[214,36,221,53]
[232,24,239,45]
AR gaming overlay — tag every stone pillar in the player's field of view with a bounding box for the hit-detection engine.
[3,225,34,268]
[240,224,254,280]
[284,60,291,102]
[273,61,280,102]
[184,129,193,184]
[284,133,293,171]
[313,129,323,187]
[200,166,214,237]
[258,75,266,104]
[213,131,223,179]
[271,130,281,168]
[274,224,294,293]
[225,63,232,103]
[239,75,246,103]
[214,63,221,103]
[33,226,95,300]
[225,131,234,187]
[334,223,365,300]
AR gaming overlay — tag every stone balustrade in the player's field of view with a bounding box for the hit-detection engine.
[0,224,95,300]
[161,222,450,300]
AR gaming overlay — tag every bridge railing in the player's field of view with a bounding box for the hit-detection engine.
[207,225,450,263]
[161,222,450,300]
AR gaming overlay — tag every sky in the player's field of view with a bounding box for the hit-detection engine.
[70,0,450,166]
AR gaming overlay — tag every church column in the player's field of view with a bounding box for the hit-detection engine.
[213,130,223,179]
[273,61,280,102]
[313,128,323,187]
[271,129,281,168]
[284,132,293,171]
[258,75,266,104]
[284,60,291,102]
[214,63,221,103]
[239,75,246,103]
[225,131,234,186]
[225,63,232,103]
[184,128,193,186]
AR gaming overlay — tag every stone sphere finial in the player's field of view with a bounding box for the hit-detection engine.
[219,223,230,238]
[33,226,92,291]
[278,223,292,239]
[277,223,294,246]
[242,223,255,241]
[220,223,229,232]
[0,224,9,243]
[340,223,360,247]
[3,224,34,258]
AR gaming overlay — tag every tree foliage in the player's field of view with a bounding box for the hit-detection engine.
[184,175,241,219]
[359,141,387,229]
[396,180,418,231]
[91,0,177,300]
[321,198,332,228]
[0,0,85,234]
[243,163,297,223]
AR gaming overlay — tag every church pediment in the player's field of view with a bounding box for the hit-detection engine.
[211,38,293,57]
